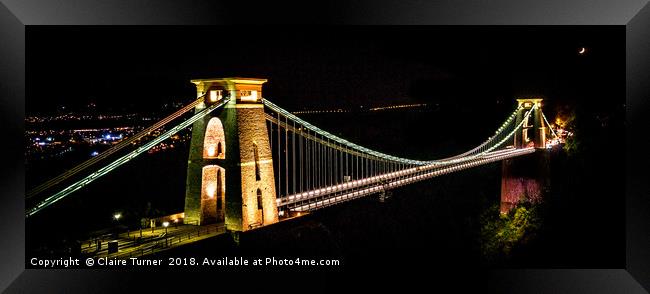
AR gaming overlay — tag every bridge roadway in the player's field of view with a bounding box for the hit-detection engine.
[278,147,536,212]
[81,223,225,259]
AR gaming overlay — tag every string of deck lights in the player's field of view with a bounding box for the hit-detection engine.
[26,95,207,199]
[273,105,536,210]
[25,99,229,218]
[263,99,528,167]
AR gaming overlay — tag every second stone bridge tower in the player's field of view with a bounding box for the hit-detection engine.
[500,98,551,214]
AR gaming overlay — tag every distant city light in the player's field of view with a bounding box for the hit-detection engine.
[113,213,121,220]
[369,103,427,111]
[292,103,427,115]
[162,221,169,227]
[91,151,99,156]
[25,113,186,161]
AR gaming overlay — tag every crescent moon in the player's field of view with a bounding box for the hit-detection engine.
[578,47,586,54]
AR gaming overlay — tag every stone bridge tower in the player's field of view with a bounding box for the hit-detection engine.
[500,98,551,214]
[184,77,278,232]
[513,98,546,149]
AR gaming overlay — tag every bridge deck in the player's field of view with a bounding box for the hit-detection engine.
[277,147,535,212]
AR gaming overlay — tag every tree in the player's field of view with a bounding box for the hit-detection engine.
[480,199,541,263]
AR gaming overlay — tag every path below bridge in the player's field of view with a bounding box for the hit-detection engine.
[81,223,225,259]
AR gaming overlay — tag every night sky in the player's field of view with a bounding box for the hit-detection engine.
[27,26,623,115]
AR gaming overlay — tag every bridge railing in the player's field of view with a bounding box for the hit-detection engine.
[97,224,226,260]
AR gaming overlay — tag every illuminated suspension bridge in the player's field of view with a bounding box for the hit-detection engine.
[26,77,558,235]
[264,99,535,213]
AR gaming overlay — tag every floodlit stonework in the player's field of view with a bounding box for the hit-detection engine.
[501,98,550,214]
[185,78,278,231]
[203,118,226,159]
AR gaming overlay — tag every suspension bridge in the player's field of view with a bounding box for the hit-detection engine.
[26,77,557,235]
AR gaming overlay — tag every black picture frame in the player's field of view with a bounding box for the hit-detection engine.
[1,0,648,292]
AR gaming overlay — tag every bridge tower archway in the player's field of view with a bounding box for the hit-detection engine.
[184,78,278,232]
